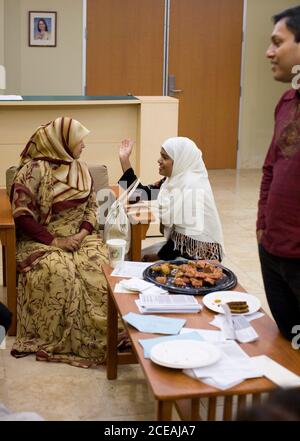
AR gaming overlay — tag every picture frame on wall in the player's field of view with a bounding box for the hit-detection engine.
[28,11,57,47]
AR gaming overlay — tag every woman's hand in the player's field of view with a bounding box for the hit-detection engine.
[119,139,134,160]
[51,236,81,251]
[119,139,134,173]
[70,229,89,246]
[52,229,90,251]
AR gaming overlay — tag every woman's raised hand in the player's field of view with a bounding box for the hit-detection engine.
[119,139,134,173]
[119,139,134,160]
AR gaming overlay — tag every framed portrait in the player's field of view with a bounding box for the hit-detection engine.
[28,11,57,47]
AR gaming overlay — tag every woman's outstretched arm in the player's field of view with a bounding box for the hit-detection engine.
[118,139,165,201]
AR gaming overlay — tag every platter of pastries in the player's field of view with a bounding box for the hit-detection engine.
[143,259,237,295]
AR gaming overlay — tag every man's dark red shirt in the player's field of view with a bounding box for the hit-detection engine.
[257,88,300,258]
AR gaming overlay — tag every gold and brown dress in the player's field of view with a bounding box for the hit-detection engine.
[10,118,109,368]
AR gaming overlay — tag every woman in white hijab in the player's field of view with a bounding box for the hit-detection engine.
[119,137,224,261]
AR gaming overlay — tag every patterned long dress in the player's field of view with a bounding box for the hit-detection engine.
[11,160,109,368]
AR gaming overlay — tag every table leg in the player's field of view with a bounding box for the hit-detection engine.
[174,399,201,421]
[208,397,217,421]
[130,223,142,261]
[157,400,173,421]
[130,222,150,261]
[252,393,262,405]
[6,231,17,336]
[223,396,233,421]
[237,394,247,413]
[106,285,118,380]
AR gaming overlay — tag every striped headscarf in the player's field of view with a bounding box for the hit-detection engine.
[20,117,92,203]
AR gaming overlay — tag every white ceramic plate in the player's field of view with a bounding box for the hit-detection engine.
[150,340,221,369]
[202,291,261,315]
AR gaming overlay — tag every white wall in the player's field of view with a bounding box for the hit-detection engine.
[4,0,83,95]
[239,0,297,168]
[4,0,21,94]
[0,0,5,93]
[0,0,4,65]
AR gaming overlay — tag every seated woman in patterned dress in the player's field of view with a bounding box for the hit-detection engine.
[10,117,109,368]
[118,137,224,262]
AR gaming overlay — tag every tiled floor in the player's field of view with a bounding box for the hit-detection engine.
[0,169,272,420]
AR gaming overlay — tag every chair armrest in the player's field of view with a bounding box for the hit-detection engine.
[0,189,15,229]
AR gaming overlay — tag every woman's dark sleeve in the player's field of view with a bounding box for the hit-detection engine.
[118,167,165,201]
[15,215,54,245]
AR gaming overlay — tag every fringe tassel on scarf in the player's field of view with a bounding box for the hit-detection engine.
[171,230,223,261]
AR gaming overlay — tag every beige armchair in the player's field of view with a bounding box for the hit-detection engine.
[1,164,153,335]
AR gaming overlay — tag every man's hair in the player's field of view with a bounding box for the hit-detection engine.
[273,6,300,42]
[236,387,300,421]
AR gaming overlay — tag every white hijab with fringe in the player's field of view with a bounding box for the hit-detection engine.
[157,137,224,258]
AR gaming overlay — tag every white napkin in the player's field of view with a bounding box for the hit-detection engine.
[252,355,300,388]
[210,311,264,329]
[119,278,167,294]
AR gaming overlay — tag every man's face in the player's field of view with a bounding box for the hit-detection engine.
[266,18,300,83]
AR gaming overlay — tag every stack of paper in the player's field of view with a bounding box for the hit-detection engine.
[184,340,264,390]
[136,293,202,314]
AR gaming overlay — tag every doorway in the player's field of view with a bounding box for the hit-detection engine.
[86,0,243,168]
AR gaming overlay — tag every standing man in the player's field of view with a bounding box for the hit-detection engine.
[257,6,300,340]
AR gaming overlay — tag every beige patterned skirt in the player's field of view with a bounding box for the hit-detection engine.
[12,233,109,368]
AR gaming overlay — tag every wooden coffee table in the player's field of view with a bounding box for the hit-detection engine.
[103,264,300,421]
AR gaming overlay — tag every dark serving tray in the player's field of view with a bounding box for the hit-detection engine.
[143,259,237,295]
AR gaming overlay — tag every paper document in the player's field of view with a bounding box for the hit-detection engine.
[136,300,202,314]
[140,293,198,306]
[122,312,186,334]
[136,293,202,314]
[252,355,300,388]
[0,95,23,101]
[111,261,153,278]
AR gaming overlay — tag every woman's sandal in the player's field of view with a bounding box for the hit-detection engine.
[117,331,132,352]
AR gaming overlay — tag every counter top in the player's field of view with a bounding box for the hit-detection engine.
[0,95,139,106]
